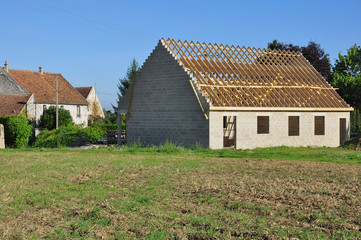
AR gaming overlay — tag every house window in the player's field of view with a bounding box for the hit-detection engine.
[60,106,64,109]
[257,116,269,134]
[77,106,81,117]
[43,105,47,112]
[288,116,299,136]
[314,116,325,135]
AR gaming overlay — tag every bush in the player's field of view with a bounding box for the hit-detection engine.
[34,125,106,148]
[38,106,73,130]
[0,115,33,148]
[82,125,107,143]
[90,123,118,132]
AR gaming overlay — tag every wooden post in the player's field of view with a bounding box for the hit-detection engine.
[117,110,121,146]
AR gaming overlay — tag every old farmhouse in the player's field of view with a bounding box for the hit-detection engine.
[0,62,89,127]
[119,39,353,149]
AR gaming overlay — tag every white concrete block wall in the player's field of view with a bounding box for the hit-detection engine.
[127,42,209,147]
[209,111,350,149]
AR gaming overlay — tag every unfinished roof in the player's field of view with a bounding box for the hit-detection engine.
[0,94,31,116]
[161,38,352,111]
[8,69,88,105]
[76,87,92,99]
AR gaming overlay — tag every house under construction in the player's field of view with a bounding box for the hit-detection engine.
[118,38,353,149]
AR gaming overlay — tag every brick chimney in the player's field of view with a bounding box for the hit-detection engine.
[4,61,8,72]
[39,66,43,74]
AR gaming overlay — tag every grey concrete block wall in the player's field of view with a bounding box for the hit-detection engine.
[126,42,209,147]
[209,111,350,149]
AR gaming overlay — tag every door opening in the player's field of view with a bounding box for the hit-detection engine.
[223,116,236,148]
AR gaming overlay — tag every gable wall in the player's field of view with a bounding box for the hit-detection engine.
[126,42,209,147]
[209,111,350,149]
[86,88,105,118]
[0,68,26,95]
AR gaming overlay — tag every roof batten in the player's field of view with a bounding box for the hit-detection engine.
[160,38,351,110]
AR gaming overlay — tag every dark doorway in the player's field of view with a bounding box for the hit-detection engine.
[340,118,346,145]
[223,116,236,148]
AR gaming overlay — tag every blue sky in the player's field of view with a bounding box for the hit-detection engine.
[1,0,360,110]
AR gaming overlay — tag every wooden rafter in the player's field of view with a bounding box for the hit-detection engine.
[161,38,351,110]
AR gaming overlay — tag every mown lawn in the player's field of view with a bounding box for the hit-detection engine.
[0,146,360,239]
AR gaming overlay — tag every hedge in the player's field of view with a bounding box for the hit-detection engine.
[0,115,33,148]
[90,123,118,132]
[34,125,106,148]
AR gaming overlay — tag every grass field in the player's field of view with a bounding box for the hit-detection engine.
[0,146,360,239]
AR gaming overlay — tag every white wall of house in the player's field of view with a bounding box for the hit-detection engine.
[209,111,351,149]
[86,87,104,118]
[31,103,88,127]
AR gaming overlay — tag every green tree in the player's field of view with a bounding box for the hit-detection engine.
[333,44,361,77]
[267,40,332,82]
[350,109,361,133]
[104,109,117,124]
[38,106,73,130]
[331,44,361,110]
[114,58,140,110]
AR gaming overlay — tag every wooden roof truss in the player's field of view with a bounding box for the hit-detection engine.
[161,38,351,110]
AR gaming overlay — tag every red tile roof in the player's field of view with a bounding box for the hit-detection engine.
[76,87,92,98]
[0,94,31,116]
[8,69,88,105]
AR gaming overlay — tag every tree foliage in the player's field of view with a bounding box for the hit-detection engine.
[115,59,140,109]
[331,44,361,110]
[350,108,361,133]
[38,106,73,130]
[267,40,332,82]
[333,44,361,77]
[0,115,33,148]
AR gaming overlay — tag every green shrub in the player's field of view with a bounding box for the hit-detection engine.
[90,123,118,132]
[38,106,73,130]
[34,125,106,148]
[82,125,106,142]
[0,115,33,148]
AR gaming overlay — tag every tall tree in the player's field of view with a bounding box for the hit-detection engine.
[114,59,140,110]
[333,44,361,77]
[331,44,361,110]
[267,40,332,82]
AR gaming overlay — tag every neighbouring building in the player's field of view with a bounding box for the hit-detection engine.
[76,86,105,121]
[118,38,353,149]
[0,62,88,127]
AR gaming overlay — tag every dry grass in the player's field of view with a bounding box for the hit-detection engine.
[0,148,360,239]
